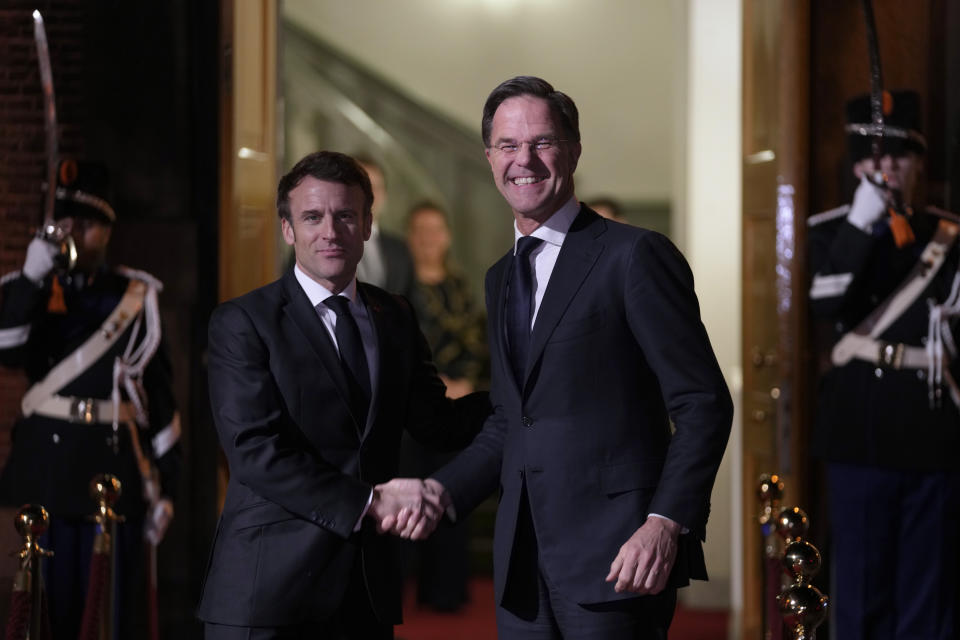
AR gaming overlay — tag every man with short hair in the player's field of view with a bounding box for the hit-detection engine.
[197,150,488,639]
[404,76,732,638]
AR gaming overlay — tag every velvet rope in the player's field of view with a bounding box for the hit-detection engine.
[765,555,785,640]
[77,549,110,640]
[4,589,30,640]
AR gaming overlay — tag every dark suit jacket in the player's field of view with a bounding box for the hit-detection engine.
[433,206,732,606]
[196,270,488,627]
[379,230,415,298]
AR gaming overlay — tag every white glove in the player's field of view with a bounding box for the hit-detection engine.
[22,237,59,284]
[847,174,887,231]
[143,497,174,545]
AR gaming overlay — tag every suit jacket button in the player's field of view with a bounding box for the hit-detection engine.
[521,415,533,427]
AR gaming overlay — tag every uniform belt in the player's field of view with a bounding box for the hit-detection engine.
[835,333,931,370]
[32,395,136,425]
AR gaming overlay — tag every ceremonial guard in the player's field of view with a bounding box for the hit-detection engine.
[0,160,180,638]
[808,91,960,639]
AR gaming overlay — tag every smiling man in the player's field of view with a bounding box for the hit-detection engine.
[402,76,733,639]
[197,151,489,639]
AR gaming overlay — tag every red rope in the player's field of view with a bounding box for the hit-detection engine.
[765,555,784,640]
[77,551,110,640]
[4,589,31,640]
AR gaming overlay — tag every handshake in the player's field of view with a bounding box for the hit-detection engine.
[367,478,450,540]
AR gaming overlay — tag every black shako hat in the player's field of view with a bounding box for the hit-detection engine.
[845,90,926,161]
[52,158,116,224]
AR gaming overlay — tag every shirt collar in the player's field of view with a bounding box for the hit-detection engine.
[293,263,360,309]
[513,196,580,253]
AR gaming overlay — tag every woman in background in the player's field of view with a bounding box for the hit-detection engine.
[403,201,487,612]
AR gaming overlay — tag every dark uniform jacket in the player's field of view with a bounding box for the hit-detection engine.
[0,266,179,520]
[808,207,960,471]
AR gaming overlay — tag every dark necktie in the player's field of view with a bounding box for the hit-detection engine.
[505,236,543,385]
[321,296,372,422]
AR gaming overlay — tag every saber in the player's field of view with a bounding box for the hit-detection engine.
[33,10,58,228]
[32,10,76,270]
[860,0,884,172]
[859,0,914,248]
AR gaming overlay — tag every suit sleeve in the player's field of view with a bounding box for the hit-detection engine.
[625,232,733,539]
[429,267,506,518]
[208,301,371,539]
[400,295,491,450]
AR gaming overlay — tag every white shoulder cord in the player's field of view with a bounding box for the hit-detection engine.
[110,267,164,453]
[926,268,960,407]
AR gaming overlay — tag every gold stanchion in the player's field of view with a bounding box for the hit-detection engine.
[757,473,785,640]
[6,505,53,640]
[775,506,809,544]
[778,538,828,640]
[78,475,124,640]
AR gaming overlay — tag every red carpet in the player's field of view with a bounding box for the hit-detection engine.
[397,577,728,639]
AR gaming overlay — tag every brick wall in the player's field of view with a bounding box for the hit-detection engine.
[0,2,85,467]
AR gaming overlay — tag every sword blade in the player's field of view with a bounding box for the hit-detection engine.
[33,10,59,227]
[860,0,884,168]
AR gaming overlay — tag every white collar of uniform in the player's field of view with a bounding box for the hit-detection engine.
[513,196,580,254]
[369,222,381,239]
[293,263,361,310]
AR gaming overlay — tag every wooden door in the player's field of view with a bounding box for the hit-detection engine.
[216,0,279,508]
[741,1,810,637]
[219,0,279,303]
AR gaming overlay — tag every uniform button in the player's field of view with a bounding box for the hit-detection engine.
[917,369,926,380]
[521,415,533,427]
[874,368,883,379]
[52,433,60,444]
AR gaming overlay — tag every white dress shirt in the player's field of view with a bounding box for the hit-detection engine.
[512,196,581,329]
[293,264,377,529]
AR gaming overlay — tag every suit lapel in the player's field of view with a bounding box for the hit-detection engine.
[525,208,604,385]
[490,253,517,389]
[357,284,386,440]
[280,271,363,436]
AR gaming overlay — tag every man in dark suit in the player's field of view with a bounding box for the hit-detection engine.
[402,76,732,638]
[196,151,488,639]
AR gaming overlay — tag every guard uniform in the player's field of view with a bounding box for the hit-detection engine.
[0,161,180,639]
[808,91,960,640]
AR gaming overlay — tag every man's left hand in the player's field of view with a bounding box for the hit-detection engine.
[605,516,680,594]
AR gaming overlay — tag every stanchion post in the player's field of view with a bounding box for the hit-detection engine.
[757,473,785,640]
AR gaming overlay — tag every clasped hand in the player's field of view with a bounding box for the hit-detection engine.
[368,478,449,540]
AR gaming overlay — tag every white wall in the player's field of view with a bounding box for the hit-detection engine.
[283,0,674,202]
[677,0,742,621]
